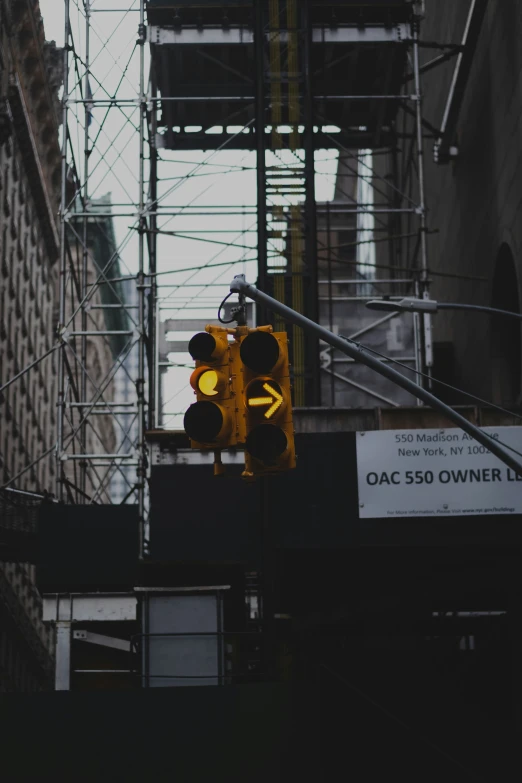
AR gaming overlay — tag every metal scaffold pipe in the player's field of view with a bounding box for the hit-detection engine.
[56,0,71,501]
[137,0,147,556]
[230,275,522,478]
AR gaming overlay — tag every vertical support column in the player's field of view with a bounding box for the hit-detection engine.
[56,0,71,501]
[149,69,158,431]
[80,1,92,495]
[141,591,149,688]
[267,0,286,334]
[326,200,335,406]
[412,12,433,383]
[255,0,268,324]
[55,622,71,691]
[137,1,147,556]
[388,132,401,270]
[55,595,73,691]
[302,0,320,405]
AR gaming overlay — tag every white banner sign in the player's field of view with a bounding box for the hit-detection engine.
[356,427,522,518]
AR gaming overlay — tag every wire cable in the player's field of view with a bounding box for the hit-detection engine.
[217,292,235,324]
[346,337,522,423]
[340,336,522,462]
[0,343,60,396]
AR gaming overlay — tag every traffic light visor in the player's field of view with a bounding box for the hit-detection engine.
[246,424,288,462]
[189,332,217,362]
[240,331,280,373]
[184,401,224,442]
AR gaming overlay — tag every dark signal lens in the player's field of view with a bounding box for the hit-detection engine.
[189,332,217,362]
[240,331,280,373]
[184,401,223,442]
[245,424,287,463]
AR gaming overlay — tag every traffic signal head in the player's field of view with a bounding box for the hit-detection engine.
[184,327,242,448]
[240,329,295,475]
[240,330,283,374]
[188,330,229,363]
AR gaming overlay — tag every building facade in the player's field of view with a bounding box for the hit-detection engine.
[422,0,522,409]
[0,0,62,691]
[0,0,122,689]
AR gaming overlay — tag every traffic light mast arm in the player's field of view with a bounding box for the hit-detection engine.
[229,274,522,479]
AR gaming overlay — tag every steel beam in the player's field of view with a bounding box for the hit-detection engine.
[148,24,411,46]
[43,593,137,623]
[434,0,489,163]
[73,630,131,652]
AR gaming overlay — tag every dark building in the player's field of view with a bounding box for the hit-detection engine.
[0,1,129,691]
[0,0,62,692]
[422,0,522,408]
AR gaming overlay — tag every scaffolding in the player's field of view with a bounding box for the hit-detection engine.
[0,0,490,533]
[54,1,444,515]
[56,1,148,538]
[148,0,431,416]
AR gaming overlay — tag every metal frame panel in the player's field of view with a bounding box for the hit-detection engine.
[43,593,137,623]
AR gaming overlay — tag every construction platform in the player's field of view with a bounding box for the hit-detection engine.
[147,0,414,150]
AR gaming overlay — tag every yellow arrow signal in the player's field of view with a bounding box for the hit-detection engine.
[249,396,273,407]
[263,383,283,418]
[248,382,283,419]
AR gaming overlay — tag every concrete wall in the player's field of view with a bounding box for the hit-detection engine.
[422,0,522,406]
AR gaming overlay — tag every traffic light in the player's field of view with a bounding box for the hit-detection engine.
[240,328,295,475]
[184,326,244,448]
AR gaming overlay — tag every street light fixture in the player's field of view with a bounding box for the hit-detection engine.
[230,274,522,477]
[365,297,522,320]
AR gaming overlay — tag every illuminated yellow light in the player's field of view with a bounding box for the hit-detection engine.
[249,397,273,407]
[263,383,283,419]
[197,369,219,396]
[247,382,283,419]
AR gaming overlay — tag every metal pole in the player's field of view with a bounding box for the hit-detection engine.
[438,302,522,319]
[412,278,423,406]
[230,276,522,477]
[80,1,92,498]
[302,0,320,405]
[55,621,71,691]
[326,200,335,406]
[367,299,522,320]
[149,67,158,430]
[137,2,146,556]
[254,0,267,321]
[56,0,71,501]
[412,12,433,378]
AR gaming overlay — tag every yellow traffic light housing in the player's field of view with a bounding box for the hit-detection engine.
[183,326,243,449]
[240,329,296,476]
